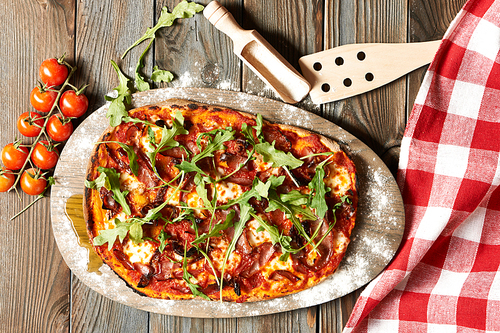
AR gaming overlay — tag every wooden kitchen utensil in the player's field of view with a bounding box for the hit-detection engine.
[299,41,441,104]
[204,1,311,104]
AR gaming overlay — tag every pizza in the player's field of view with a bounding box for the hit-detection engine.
[83,98,357,302]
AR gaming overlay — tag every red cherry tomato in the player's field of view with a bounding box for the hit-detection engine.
[0,168,15,192]
[32,141,59,170]
[39,58,68,87]
[46,114,73,142]
[20,168,47,196]
[17,111,44,137]
[30,87,57,113]
[1,143,29,170]
[60,90,89,118]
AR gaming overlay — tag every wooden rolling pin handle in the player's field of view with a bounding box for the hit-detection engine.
[204,1,247,43]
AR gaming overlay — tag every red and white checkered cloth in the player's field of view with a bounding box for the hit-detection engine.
[343,0,500,332]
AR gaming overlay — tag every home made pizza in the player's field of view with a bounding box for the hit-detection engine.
[83,99,357,302]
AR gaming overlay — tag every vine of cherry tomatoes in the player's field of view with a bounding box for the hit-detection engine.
[0,55,89,218]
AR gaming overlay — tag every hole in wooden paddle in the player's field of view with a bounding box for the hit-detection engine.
[365,72,374,81]
[343,78,352,87]
[321,83,331,92]
[357,52,366,61]
[313,62,322,71]
[335,57,344,66]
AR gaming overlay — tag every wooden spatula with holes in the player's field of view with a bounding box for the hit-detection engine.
[298,41,440,104]
[204,1,440,105]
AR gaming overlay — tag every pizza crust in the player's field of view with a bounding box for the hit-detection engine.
[84,98,357,302]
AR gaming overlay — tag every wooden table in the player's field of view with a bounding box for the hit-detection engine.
[0,0,466,332]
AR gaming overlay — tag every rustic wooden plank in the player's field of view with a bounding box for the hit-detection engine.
[237,308,317,333]
[406,0,468,119]
[322,0,407,176]
[70,0,154,331]
[150,316,237,333]
[241,0,322,114]
[0,0,75,332]
[158,0,242,92]
[151,0,241,330]
[237,0,322,331]
[320,0,407,331]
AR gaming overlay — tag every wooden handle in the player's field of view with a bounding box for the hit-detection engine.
[204,1,247,44]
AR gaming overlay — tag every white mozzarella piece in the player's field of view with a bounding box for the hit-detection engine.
[119,172,145,193]
[214,181,243,204]
[324,164,351,195]
[123,239,155,264]
[246,218,272,247]
[210,238,241,274]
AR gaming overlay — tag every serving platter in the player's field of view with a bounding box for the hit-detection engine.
[50,87,404,318]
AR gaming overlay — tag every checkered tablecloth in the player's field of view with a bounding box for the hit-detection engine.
[344,0,500,331]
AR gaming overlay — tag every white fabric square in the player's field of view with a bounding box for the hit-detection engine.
[487,272,500,301]
[431,270,469,296]
[434,144,470,178]
[493,156,500,186]
[452,206,486,243]
[468,19,500,61]
[367,319,399,332]
[414,71,434,106]
[448,80,484,119]
[398,136,411,170]
[414,207,453,241]
[427,323,458,333]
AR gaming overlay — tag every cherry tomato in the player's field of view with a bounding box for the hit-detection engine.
[60,90,89,118]
[17,111,44,137]
[1,143,29,170]
[30,86,57,113]
[46,114,73,142]
[20,168,47,196]
[0,168,15,192]
[32,141,59,169]
[39,58,68,87]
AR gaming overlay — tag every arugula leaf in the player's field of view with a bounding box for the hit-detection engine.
[84,172,108,190]
[85,167,132,216]
[267,191,311,244]
[93,218,132,251]
[182,241,210,300]
[192,210,235,245]
[308,157,332,219]
[106,60,132,127]
[309,195,351,253]
[220,202,254,299]
[122,116,157,128]
[250,212,295,261]
[121,1,204,59]
[280,190,308,206]
[255,141,303,169]
[158,230,170,252]
[98,141,139,177]
[242,114,302,169]
[151,66,174,83]
[145,111,188,181]
[176,127,235,175]
[134,39,154,92]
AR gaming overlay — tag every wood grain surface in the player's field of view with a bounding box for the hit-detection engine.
[0,0,466,332]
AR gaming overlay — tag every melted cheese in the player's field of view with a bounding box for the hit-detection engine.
[210,238,242,275]
[325,164,351,195]
[123,239,155,264]
[119,172,145,193]
[214,181,243,204]
[246,218,272,247]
